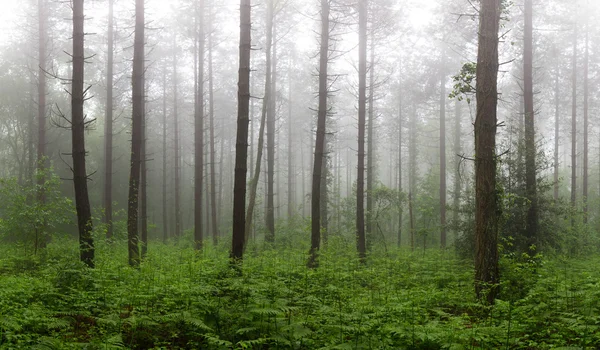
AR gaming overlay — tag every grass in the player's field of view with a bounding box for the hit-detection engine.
[1,232,600,349]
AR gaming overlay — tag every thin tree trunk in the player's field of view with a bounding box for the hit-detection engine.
[571,24,578,226]
[366,31,375,246]
[208,3,219,245]
[474,0,501,304]
[553,54,559,202]
[320,134,328,243]
[162,64,168,242]
[173,38,182,238]
[452,100,462,244]
[583,21,589,223]
[524,0,538,245]
[356,0,367,262]
[439,53,447,249]
[244,0,273,240]
[287,58,294,221]
[37,0,47,183]
[266,10,276,243]
[409,105,417,250]
[309,0,329,268]
[127,0,144,267]
[230,0,252,261]
[72,0,94,268]
[397,90,402,248]
[104,0,114,240]
[195,0,206,250]
[140,80,148,258]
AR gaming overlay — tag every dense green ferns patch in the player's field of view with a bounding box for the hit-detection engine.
[1,238,599,349]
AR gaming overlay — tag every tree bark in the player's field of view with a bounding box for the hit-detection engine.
[309,0,329,268]
[173,38,182,238]
[474,0,501,304]
[195,0,206,250]
[553,54,559,202]
[524,0,538,246]
[140,80,148,258]
[571,24,577,226]
[266,6,276,243]
[366,30,375,247]
[127,0,144,267]
[162,64,168,242]
[244,0,273,241]
[103,0,114,240]
[72,0,94,268]
[583,22,589,223]
[287,58,294,221]
[439,53,447,249]
[452,100,462,244]
[231,0,252,261]
[208,3,219,245]
[356,0,368,262]
[37,0,47,184]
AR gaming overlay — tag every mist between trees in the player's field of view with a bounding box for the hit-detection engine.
[1,0,600,348]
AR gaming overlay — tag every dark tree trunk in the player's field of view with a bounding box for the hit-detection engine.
[37,0,47,182]
[356,0,367,262]
[162,64,168,242]
[524,0,538,246]
[571,24,577,225]
[208,4,219,245]
[72,0,94,268]
[452,100,462,243]
[366,32,375,246]
[474,0,501,304]
[173,38,182,238]
[553,54,559,202]
[140,81,148,258]
[127,0,144,267]
[409,106,416,251]
[231,0,252,261]
[266,8,276,243]
[439,53,447,249]
[309,0,329,268]
[583,22,589,223]
[397,89,402,248]
[287,59,294,221]
[320,135,329,244]
[103,0,114,240]
[195,0,206,250]
[245,0,273,240]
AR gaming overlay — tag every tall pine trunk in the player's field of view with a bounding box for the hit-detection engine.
[194,0,206,250]
[524,0,538,245]
[356,0,367,261]
[571,24,577,226]
[103,0,114,240]
[208,3,219,245]
[439,53,447,249]
[266,10,276,243]
[127,0,144,267]
[173,38,182,238]
[72,0,94,268]
[582,22,589,223]
[231,0,252,261]
[474,0,501,304]
[162,64,168,242]
[309,0,329,268]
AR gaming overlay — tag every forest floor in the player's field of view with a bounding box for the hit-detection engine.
[1,233,599,349]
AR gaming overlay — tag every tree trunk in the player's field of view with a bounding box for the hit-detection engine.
[452,100,462,244]
[72,0,94,268]
[309,0,329,268]
[37,0,47,185]
[231,0,252,261]
[356,0,367,262]
[554,54,559,202]
[320,134,329,244]
[439,52,447,249]
[366,31,375,247]
[524,0,538,246]
[571,24,577,226]
[173,38,182,238]
[140,80,148,258]
[195,0,206,250]
[474,0,501,304]
[127,0,144,267]
[409,105,417,251]
[103,0,114,240]
[266,8,276,243]
[162,64,168,242]
[244,0,273,240]
[583,22,589,223]
[208,3,219,245]
[397,89,402,248]
[287,58,294,221]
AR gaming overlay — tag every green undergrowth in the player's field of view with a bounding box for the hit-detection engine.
[1,236,600,349]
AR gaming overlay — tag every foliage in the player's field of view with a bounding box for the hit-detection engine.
[2,236,600,349]
[0,167,74,253]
